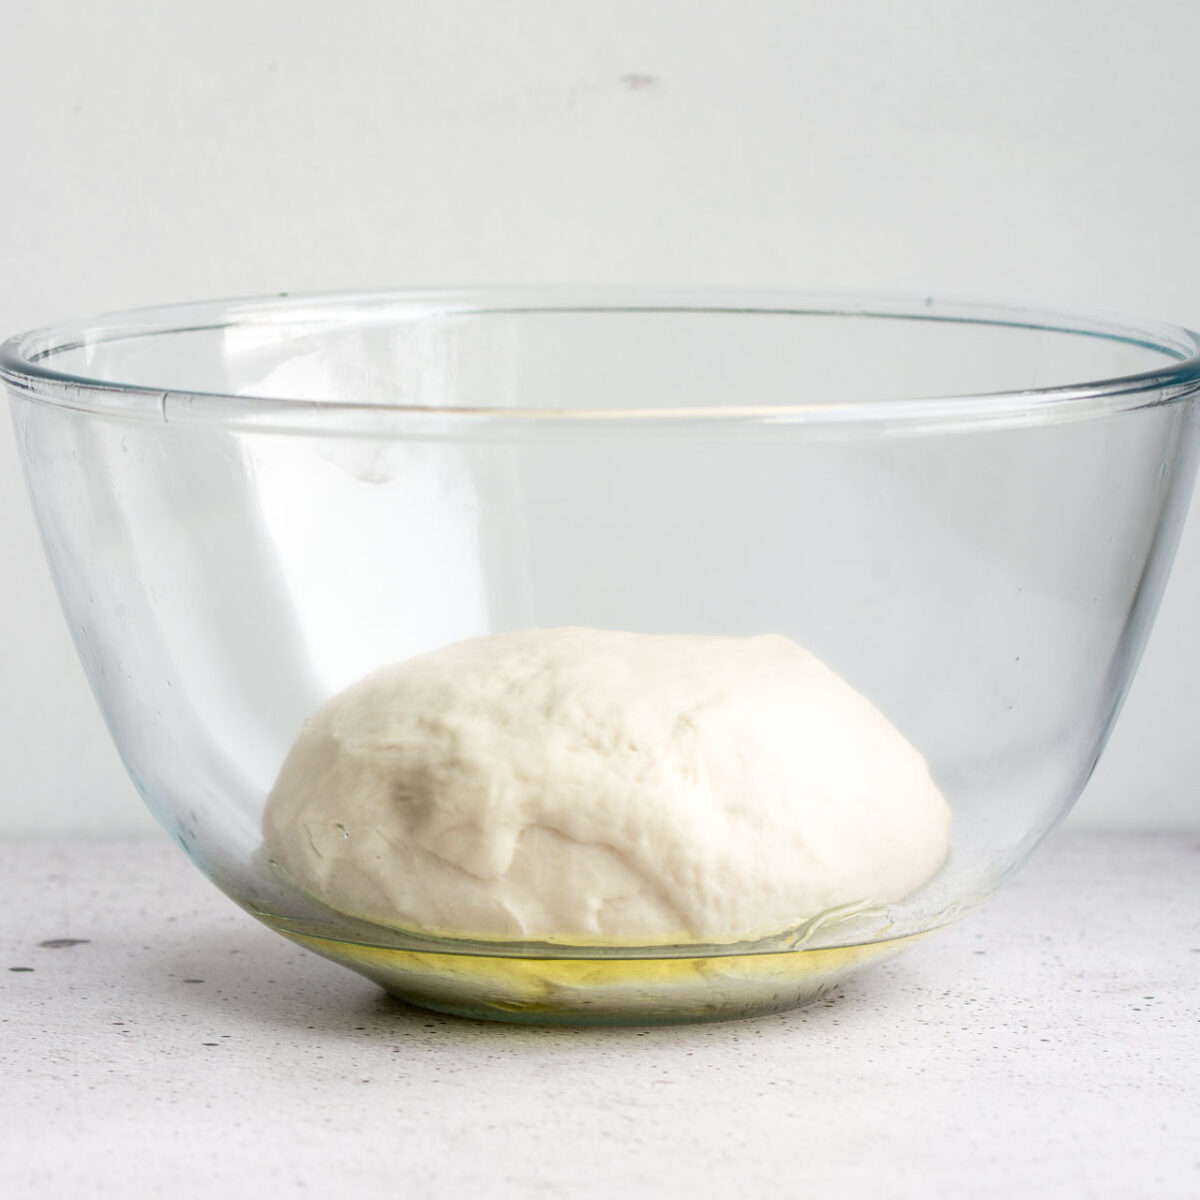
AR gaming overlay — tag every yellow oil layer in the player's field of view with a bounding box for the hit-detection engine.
[271,922,928,1025]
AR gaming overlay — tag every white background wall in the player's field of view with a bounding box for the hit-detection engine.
[2,0,1199,835]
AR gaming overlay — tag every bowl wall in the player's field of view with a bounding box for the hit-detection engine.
[6,291,1199,1021]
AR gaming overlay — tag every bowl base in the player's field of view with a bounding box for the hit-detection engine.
[268,923,925,1025]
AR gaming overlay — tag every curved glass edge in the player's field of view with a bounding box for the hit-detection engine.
[4,286,1200,436]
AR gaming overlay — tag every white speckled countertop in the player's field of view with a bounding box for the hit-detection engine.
[2,832,1197,1198]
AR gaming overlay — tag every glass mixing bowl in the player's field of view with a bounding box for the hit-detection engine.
[4,289,1199,1025]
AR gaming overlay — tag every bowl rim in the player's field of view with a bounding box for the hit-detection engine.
[4,286,1200,434]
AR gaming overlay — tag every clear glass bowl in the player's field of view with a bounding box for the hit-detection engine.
[4,289,1199,1025]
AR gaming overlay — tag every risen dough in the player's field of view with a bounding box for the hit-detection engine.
[263,628,949,943]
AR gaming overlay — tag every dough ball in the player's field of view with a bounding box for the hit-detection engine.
[263,628,950,943]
